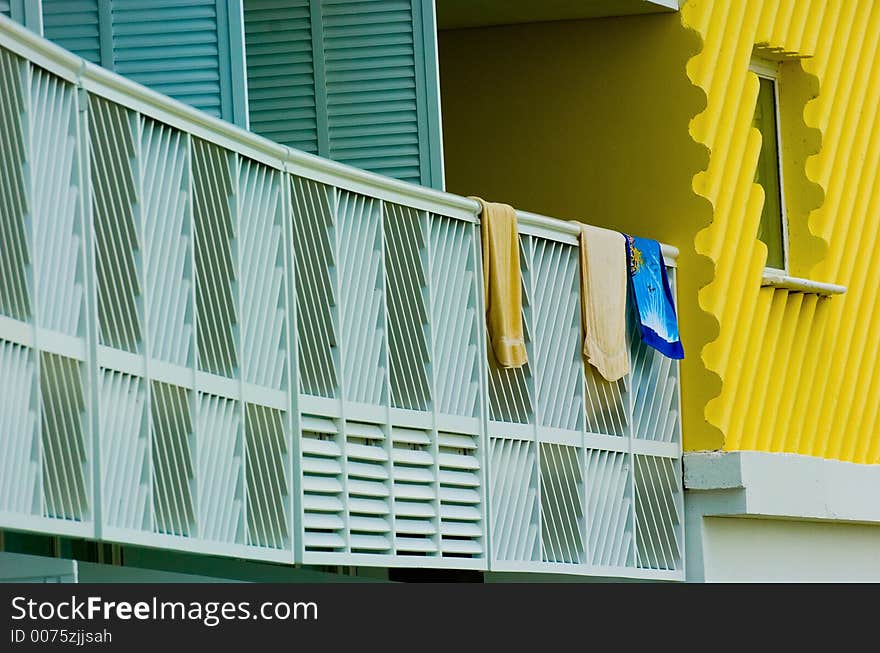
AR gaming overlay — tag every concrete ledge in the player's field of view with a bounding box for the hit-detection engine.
[684,451,880,524]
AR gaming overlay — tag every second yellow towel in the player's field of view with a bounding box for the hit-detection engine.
[473,197,527,368]
[578,223,630,382]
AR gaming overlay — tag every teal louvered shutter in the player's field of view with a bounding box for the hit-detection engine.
[243,0,318,154]
[322,0,421,184]
[39,0,247,127]
[0,2,11,18]
[43,0,102,64]
[244,0,443,189]
[111,0,229,120]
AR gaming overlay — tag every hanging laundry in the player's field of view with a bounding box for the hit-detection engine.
[625,235,684,360]
[577,224,630,382]
[472,197,527,368]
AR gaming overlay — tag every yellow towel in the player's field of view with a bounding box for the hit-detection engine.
[472,197,527,368]
[577,223,630,382]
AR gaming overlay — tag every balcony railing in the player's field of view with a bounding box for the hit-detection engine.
[0,15,683,580]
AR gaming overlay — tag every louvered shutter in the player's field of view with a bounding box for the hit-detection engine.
[243,0,319,154]
[244,0,443,188]
[39,0,246,126]
[43,0,102,65]
[0,2,11,18]
[110,0,228,119]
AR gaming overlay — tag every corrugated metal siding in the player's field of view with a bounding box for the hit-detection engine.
[322,0,422,184]
[683,0,880,463]
[42,0,102,65]
[110,0,226,118]
[244,0,318,154]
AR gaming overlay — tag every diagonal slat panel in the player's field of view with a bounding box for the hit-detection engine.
[337,190,386,405]
[192,137,237,377]
[630,301,680,443]
[31,66,83,337]
[429,215,480,418]
[531,239,582,432]
[488,235,533,424]
[151,381,195,537]
[290,176,338,397]
[585,449,633,568]
[246,403,289,549]
[489,437,538,562]
[0,48,30,321]
[0,340,38,515]
[239,158,285,389]
[99,369,149,531]
[635,455,682,571]
[141,117,192,366]
[198,393,243,544]
[89,95,141,352]
[539,443,583,564]
[384,203,430,411]
[40,353,88,521]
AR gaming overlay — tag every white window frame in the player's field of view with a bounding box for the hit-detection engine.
[750,58,790,274]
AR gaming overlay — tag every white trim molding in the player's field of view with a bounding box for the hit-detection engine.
[684,451,880,582]
[761,271,847,296]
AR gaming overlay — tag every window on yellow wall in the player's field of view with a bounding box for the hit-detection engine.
[751,59,788,272]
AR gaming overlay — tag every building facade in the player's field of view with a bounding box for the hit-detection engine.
[1,0,879,582]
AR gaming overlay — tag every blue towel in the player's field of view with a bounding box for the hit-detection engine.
[625,235,684,360]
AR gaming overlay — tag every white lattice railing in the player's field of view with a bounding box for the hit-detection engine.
[0,15,683,580]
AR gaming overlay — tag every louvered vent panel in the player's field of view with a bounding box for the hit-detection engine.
[0,48,30,322]
[489,437,538,562]
[245,404,289,549]
[40,353,88,521]
[301,415,345,552]
[429,216,479,418]
[438,431,482,558]
[345,420,391,554]
[322,0,422,183]
[110,0,224,117]
[197,393,242,544]
[0,341,38,515]
[531,240,582,432]
[99,369,149,531]
[243,0,318,153]
[337,191,386,405]
[539,443,583,564]
[43,0,102,64]
[488,235,532,424]
[31,67,83,337]
[141,118,192,366]
[634,455,682,571]
[384,203,430,411]
[150,381,195,537]
[585,449,633,568]
[192,137,237,377]
[239,158,286,389]
[391,426,436,555]
[291,176,338,398]
[89,96,141,352]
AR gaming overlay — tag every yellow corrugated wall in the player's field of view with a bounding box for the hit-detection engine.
[684,0,880,462]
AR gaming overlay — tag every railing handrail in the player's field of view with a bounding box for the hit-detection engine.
[0,14,679,263]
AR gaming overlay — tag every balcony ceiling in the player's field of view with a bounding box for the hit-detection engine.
[436,0,679,30]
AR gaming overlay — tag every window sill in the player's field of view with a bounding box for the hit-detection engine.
[761,271,847,296]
